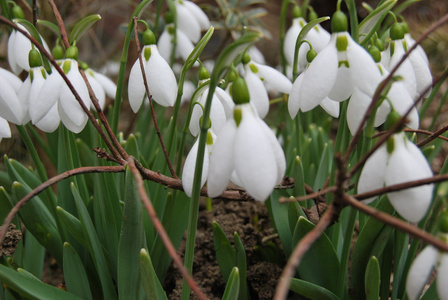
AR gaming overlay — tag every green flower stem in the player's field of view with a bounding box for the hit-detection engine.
[166,0,177,66]
[344,0,359,41]
[337,206,357,298]
[16,125,65,242]
[279,0,289,74]
[111,0,153,133]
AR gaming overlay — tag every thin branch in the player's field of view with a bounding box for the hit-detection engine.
[132,17,178,178]
[279,186,337,203]
[417,123,448,148]
[47,0,70,48]
[274,203,337,300]
[0,166,124,246]
[343,194,448,252]
[127,158,208,300]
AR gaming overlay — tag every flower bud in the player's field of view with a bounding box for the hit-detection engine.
[331,11,348,33]
[198,66,210,80]
[142,29,156,46]
[28,48,42,68]
[231,77,250,105]
[390,23,405,41]
[66,45,79,60]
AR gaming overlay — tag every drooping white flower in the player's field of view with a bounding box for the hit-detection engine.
[33,46,91,133]
[358,132,433,223]
[189,67,234,136]
[0,67,25,124]
[174,0,210,43]
[128,29,177,112]
[83,64,117,110]
[381,23,432,100]
[207,78,286,201]
[182,129,216,197]
[296,11,382,112]
[0,117,11,143]
[158,23,195,63]
[242,54,292,118]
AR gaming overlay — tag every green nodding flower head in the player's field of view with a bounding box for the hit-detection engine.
[390,23,405,40]
[292,5,301,19]
[142,29,156,46]
[231,77,250,105]
[198,66,210,80]
[331,11,348,33]
[66,45,79,60]
[52,44,64,60]
[306,48,317,63]
[242,53,251,65]
[385,109,402,132]
[11,3,25,19]
[368,45,381,63]
[28,48,42,68]
[374,38,385,52]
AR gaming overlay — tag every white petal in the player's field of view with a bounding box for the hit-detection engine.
[214,87,234,119]
[247,46,266,64]
[0,117,11,140]
[406,245,438,300]
[32,70,62,123]
[254,63,292,94]
[244,70,269,118]
[145,45,177,107]
[91,70,116,99]
[298,40,338,111]
[176,1,201,43]
[9,25,32,74]
[128,58,147,112]
[437,253,448,300]
[311,25,331,52]
[182,138,209,197]
[176,29,195,61]
[320,97,340,118]
[7,30,20,74]
[328,65,352,101]
[58,102,87,133]
[35,103,60,132]
[387,82,419,129]
[0,68,22,92]
[259,119,286,184]
[234,104,278,201]
[157,28,173,63]
[358,143,388,204]
[17,76,31,124]
[207,120,237,198]
[183,0,210,30]
[346,88,372,135]
[86,71,106,110]
[409,49,432,98]
[385,133,433,222]
[0,76,24,124]
[284,18,304,66]
[388,41,417,99]
[288,72,303,119]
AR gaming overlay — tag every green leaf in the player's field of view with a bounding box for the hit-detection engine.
[289,278,340,300]
[69,14,101,44]
[292,217,340,294]
[222,267,240,300]
[213,221,236,282]
[71,183,117,300]
[63,242,93,300]
[36,20,60,36]
[359,0,397,45]
[267,189,294,257]
[57,206,87,247]
[22,231,45,279]
[117,166,143,300]
[0,264,82,300]
[365,256,380,300]
[139,249,168,300]
[234,232,249,300]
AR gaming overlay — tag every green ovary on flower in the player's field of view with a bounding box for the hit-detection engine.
[142,29,156,46]
[198,66,210,80]
[11,4,25,19]
[231,77,250,105]
[28,48,42,68]
[331,11,348,33]
[65,46,79,60]
[242,53,251,65]
[390,23,405,41]
[52,45,64,60]
[306,49,317,63]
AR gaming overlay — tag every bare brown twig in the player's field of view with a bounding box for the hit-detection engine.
[127,158,208,300]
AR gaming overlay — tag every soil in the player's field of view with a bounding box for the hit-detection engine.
[164,198,304,300]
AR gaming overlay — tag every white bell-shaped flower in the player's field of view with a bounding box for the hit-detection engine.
[358,131,433,223]
[242,54,292,118]
[83,64,116,110]
[296,11,382,112]
[174,0,210,43]
[182,129,216,197]
[158,23,195,63]
[0,67,25,124]
[0,117,11,143]
[128,29,177,112]
[207,78,286,201]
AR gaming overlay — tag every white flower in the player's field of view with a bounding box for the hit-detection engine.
[242,54,292,118]
[381,23,432,100]
[174,0,210,43]
[0,117,12,143]
[406,236,448,300]
[158,24,195,63]
[33,58,90,133]
[182,129,216,197]
[84,67,117,110]
[18,65,48,125]
[0,67,25,124]
[358,132,433,223]
[207,78,285,201]
[128,30,177,111]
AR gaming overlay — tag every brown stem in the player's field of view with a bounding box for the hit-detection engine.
[279,186,337,203]
[0,166,124,246]
[343,194,448,252]
[132,17,178,178]
[273,203,337,300]
[373,128,448,144]
[47,0,70,48]
[127,158,208,300]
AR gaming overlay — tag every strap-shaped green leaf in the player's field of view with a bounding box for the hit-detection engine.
[365,256,380,300]
[359,0,397,45]
[140,248,168,300]
[222,267,240,300]
[290,278,340,300]
[63,242,93,300]
[234,232,249,300]
[69,14,101,44]
[212,221,236,282]
[57,206,87,247]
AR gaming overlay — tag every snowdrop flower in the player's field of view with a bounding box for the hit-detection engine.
[189,67,234,136]
[174,0,210,43]
[82,63,117,110]
[284,6,330,74]
[289,48,340,119]
[381,23,432,99]
[182,129,216,197]
[0,66,25,124]
[242,53,292,118]
[157,12,195,63]
[406,215,448,300]
[358,131,433,223]
[403,22,429,66]
[296,11,382,112]
[207,77,286,201]
[33,46,90,133]
[128,29,177,112]
[346,46,419,135]
[0,117,11,143]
